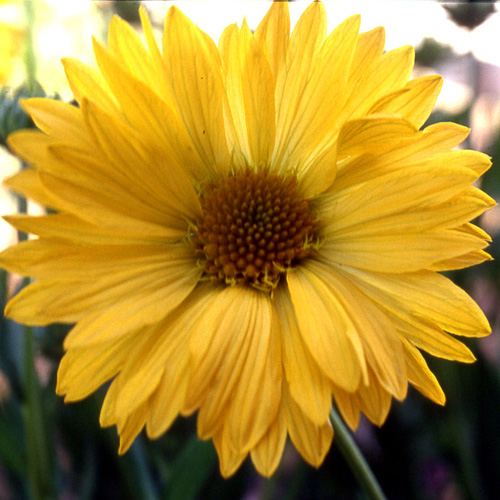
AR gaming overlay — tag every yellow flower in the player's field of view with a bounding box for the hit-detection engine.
[0,0,24,85]
[0,2,494,477]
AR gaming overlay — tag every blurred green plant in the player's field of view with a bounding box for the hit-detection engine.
[0,82,46,146]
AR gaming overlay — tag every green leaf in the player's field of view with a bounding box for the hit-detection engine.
[165,437,217,500]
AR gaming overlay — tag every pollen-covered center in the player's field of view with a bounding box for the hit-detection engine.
[195,169,316,291]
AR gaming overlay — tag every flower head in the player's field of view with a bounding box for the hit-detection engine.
[1,2,494,477]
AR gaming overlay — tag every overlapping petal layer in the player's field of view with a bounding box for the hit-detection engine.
[1,1,493,478]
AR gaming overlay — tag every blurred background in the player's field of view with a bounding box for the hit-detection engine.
[1,1,500,499]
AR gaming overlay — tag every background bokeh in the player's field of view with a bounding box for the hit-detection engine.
[1,1,500,499]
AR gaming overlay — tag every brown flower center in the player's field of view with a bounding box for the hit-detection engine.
[194,169,316,291]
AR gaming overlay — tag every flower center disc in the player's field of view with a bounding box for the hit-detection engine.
[195,169,316,291]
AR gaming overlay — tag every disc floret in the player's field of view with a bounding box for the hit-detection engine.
[195,169,317,291]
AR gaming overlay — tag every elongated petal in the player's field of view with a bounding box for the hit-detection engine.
[107,14,166,99]
[402,339,446,405]
[340,45,414,123]
[304,260,407,399]
[273,1,327,172]
[286,264,366,392]
[57,331,137,400]
[164,7,230,177]
[3,213,165,245]
[368,75,443,129]
[250,402,287,477]
[39,170,184,240]
[81,98,202,221]
[213,430,247,479]
[241,38,276,167]
[21,98,87,145]
[274,286,333,424]
[116,399,150,455]
[337,115,417,160]
[277,14,362,197]
[354,368,393,426]
[254,1,289,84]
[60,247,200,347]
[338,266,490,339]
[331,384,361,431]
[62,57,119,116]
[2,168,57,208]
[112,314,190,420]
[283,386,333,468]
[219,22,253,164]
[189,286,280,454]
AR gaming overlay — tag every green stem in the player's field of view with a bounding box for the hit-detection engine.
[19,184,54,499]
[23,319,53,500]
[330,406,387,500]
[23,0,37,91]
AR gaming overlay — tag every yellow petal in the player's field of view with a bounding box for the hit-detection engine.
[21,98,87,146]
[100,376,121,427]
[329,185,494,238]
[4,280,89,325]
[305,261,407,400]
[274,286,332,424]
[283,386,333,468]
[56,331,137,401]
[7,129,61,167]
[4,245,200,329]
[146,353,189,439]
[3,213,163,245]
[107,14,164,97]
[226,303,281,452]
[164,6,230,177]
[337,115,417,160]
[402,339,445,405]
[104,301,191,436]
[189,286,280,454]
[62,57,119,116]
[110,320,186,419]
[8,128,189,235]
[286,264,366,392]
[368,75,443,129]
[241,37,276,167]
[39,170,185,240]
[139,6,172,105]
[368,121,470,165]
[60,248,200,347]
[321,226,490,274]
[254,1,289,84]
[337,266,491,338]
[2,168,56,208]
[331,385,361,431]
[92,37,212,179]
[186,285,261,410]
[273,1,327,172]
[347,26,385,93]
[250,402,287,478]
[320,164,488,272]
[81,98,202,221]
[213,430,247,478]
[340,44,414,123]
[354,368,393,427]
[277,15,361,197]
[219,22,252,164]
[117,399,150,455]
[327,157,478,223]
[400,321,476,363]
[429,249,492,272]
